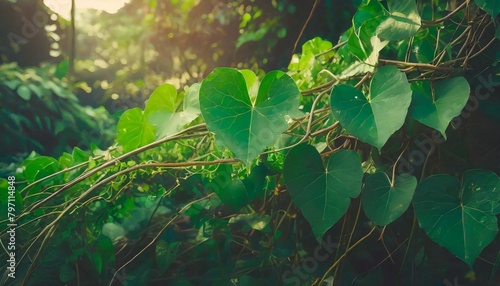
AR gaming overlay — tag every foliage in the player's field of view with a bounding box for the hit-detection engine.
[0,62,115,172]
[2,0,500,285]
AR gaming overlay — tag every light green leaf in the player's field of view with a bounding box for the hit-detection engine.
[17,85,31,100]
[330,65,412,150]
[377,0,421,41]
[302,36,333,55]
[411,77,470,139]
[283,145,363,239]
[228,213,271,231]
[117,108,156,153]
[24,156,62,183]
[239,69,259,101]
[144,84,177,115]
[347,16,387,65]
[413,170,500,266]
[144,83,200,139]
[362,173,416,226]
[475,0,500,17]
[200,68,300,163]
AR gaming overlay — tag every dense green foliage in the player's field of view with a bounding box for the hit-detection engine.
[2,0,500,285]
[0,62,115,173]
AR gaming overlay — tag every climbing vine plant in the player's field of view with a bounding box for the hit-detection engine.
[2,1,500,285]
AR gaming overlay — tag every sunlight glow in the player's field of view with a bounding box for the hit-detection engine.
[44,0,130,18]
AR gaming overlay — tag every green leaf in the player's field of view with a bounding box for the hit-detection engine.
[17,85,31,100]
[330,65,412,150]
[228,213,271,231]
[377,0,421,41]
[411,77,470,139]
[23,156,62,183]
[236,26,269,48]
[54,59,69,79]
[413,170,500,266]
[475,0,500,17]
[362,173,416,226]
[302,37,333,55]
[156,241,179,273]
[283,145,363,239]
[347,17,387,64]
[353,0,387,29]
[219,179,248,211]
[144,83,200,139]
[117,107,156,153]
[200,68,300,163]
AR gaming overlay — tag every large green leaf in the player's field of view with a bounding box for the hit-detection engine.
[117,107,156,153]
[144,83,201,139]
[411,77,470,139]
[377,0,421,41]
[283,144,363,239]
[330,65,412,150]
[362,173,416,226]
[200,68,300,163]
[475,0,500,17]
[413,170,500,266]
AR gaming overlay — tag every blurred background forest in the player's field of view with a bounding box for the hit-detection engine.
[0,0,355,173]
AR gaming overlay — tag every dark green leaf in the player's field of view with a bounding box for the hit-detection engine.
[413,170,500,266]
[330,65,412,150]
[283,145,363,238]
[411,77,470,139]
[362,173,416,226]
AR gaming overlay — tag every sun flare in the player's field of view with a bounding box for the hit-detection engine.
[44,0,130,18]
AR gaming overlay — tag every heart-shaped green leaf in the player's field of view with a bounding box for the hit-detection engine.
[362,173,416,226]
[330,65,412,150]
[200,68,300,163]
[145,83,201,139]
[283,144,363,239]
[117,107,156,153]
[411,77,470,139]
[413,169,500,266]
